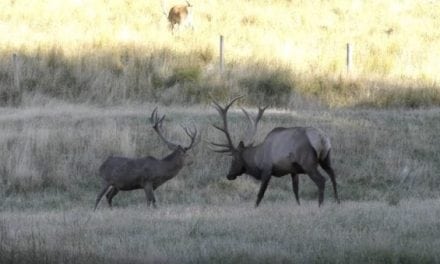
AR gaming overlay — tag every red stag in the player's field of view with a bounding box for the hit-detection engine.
[94,108,199,210]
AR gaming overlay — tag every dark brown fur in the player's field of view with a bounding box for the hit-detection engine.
[94,108,198,210]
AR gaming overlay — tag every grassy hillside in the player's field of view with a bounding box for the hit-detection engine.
[1,0,439,107]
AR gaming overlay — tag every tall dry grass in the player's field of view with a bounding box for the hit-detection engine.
[1,200,440,263]
[0,0,439,107]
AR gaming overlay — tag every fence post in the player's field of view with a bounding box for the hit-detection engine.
[219,35,224,73]
[346,43,353,74]
[13,53,21,91]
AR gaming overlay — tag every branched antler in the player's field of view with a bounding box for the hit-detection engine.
[181,123,200,151]
[210,95,243,153]
[150,107,178,151]
[241,106,268,146]
[151,107,200,151]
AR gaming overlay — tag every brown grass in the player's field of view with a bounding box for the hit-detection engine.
[0,0,439,107]
[1,200,440,263]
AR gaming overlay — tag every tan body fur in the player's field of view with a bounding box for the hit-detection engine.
[163,1,194,31]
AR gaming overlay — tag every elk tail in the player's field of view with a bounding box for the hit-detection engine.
[94,185,113,211]
[320,136,331,162]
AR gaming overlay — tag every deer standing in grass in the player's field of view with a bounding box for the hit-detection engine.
[161,0,194,32]
[210,97,340,207]
[94,108,199,211]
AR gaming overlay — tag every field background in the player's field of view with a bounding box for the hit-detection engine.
[1,0,440,263]
[1,0,440,107]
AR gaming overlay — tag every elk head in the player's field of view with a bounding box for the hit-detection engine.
[150,107,199,159]
[210,97,267,180]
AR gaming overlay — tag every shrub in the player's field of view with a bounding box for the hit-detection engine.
[165,66,202,87]
[242,70,293,107]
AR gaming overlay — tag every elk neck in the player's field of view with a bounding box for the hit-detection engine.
[162,148,185,170]
[241,145,264,178]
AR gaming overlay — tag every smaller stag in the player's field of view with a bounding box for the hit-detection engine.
[94,108,199,210]
[210,96,340,207]
[161,0,194,32]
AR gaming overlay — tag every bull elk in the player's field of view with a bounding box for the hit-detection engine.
[94,108,199,211]
[161,0,194,32]
[210,96,340,207]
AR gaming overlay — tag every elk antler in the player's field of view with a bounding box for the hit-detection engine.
[241,105,268,146]
[210,95,243,153]
[150,107,179,151]
[182,123,200,151]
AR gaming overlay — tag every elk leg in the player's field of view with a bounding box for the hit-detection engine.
[94,185,112,211]
[306,168,326,206]
[106,188,119,208]
[291,174,300,205]
[255,173,271,208]
[144,183,157,208]
[319,153,340,204]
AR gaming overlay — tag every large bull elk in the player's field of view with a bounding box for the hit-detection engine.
[210,96,340,207]
[94,108,199,210]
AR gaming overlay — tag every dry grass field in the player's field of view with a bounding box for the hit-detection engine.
[0,0,440,107]
[2,200,440,264]
[1,0,440,263]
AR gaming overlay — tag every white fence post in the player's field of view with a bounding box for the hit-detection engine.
[219,35,224,73]
[346,43,353,74]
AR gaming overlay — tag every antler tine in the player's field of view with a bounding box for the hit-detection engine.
[225,95,244,110]
[212,124,227,133]
[206,144,233,155]
[150,107,166,129]
[212,148,233,153]
[158,115,165,128]
[209,141,230,148]
[241,107,253,125]
[150,107,158,124]
[181,123,196,137]
[181,125,192,139]
[225,95,243,109]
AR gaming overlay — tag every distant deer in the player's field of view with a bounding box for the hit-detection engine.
[210,96,340,207]
[161,0,194,32]
[94,108,199,211]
